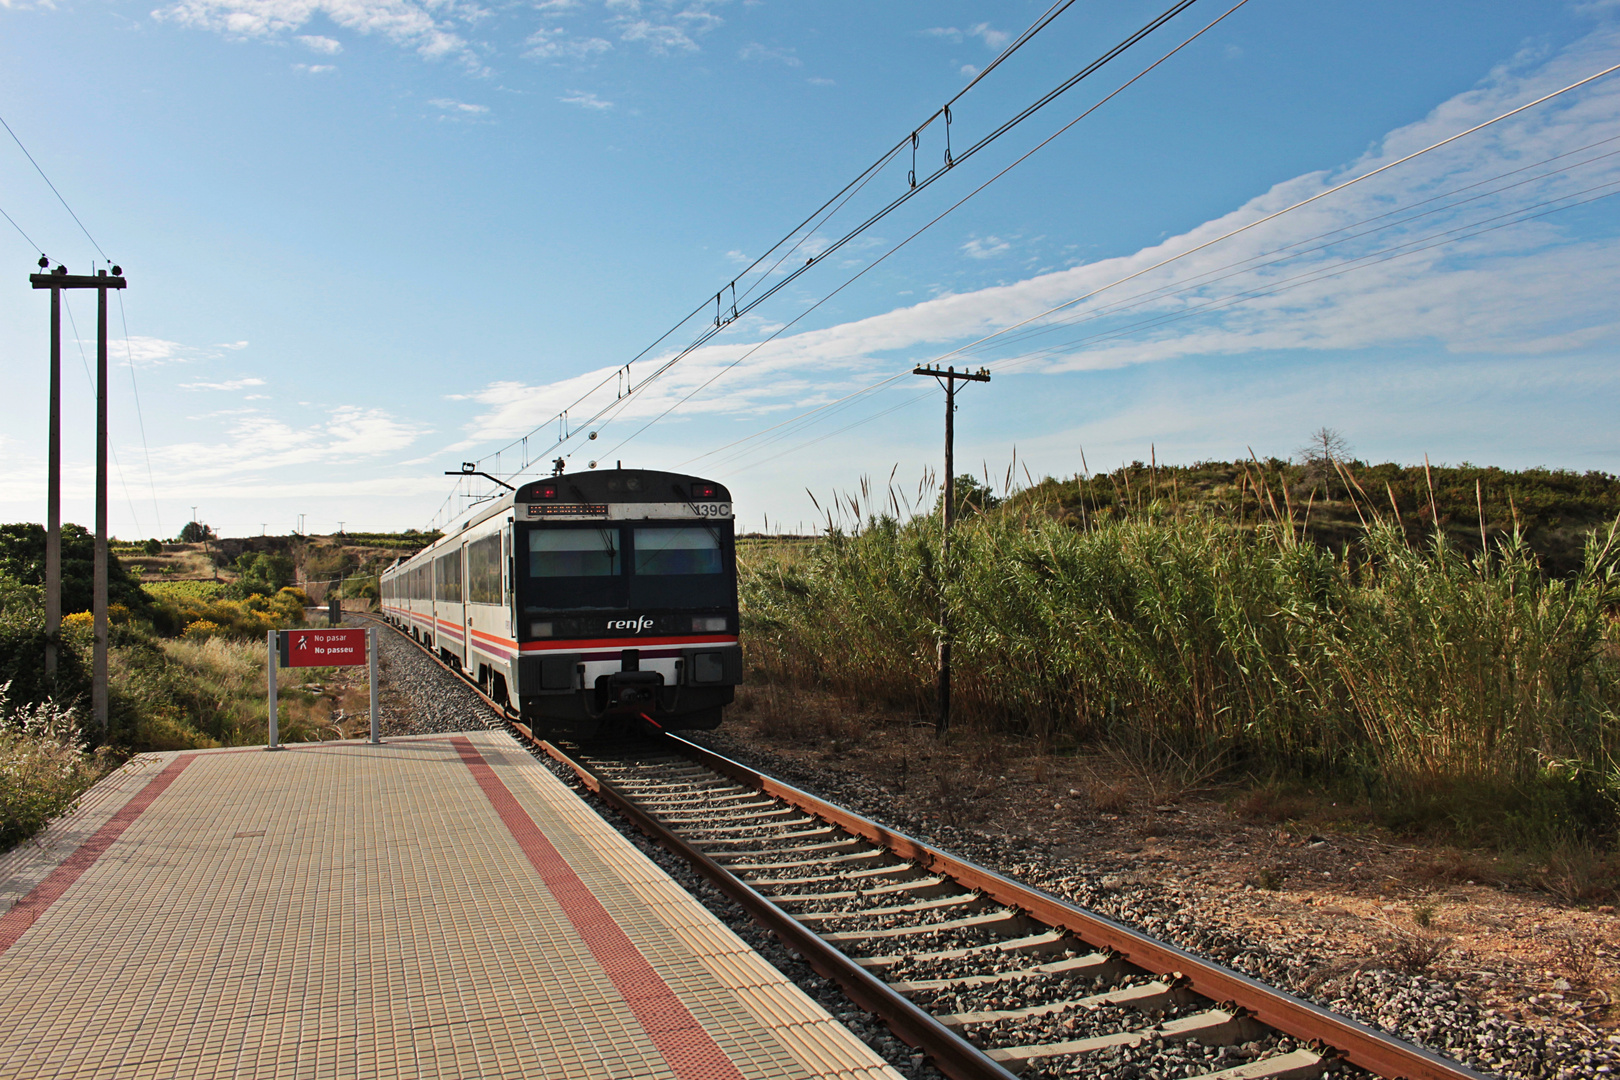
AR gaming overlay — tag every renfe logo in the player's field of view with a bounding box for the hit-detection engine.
[607,616,655,633]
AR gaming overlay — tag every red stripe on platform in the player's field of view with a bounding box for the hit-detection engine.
[452,737,745,1080]
[0,754,195,958]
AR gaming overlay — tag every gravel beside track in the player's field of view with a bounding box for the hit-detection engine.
[371,625,1618,1079]
[367,623,939,1079]
[684,730,1619,1080]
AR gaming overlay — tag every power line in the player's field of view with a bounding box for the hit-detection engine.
[462,0,1196,487]
[723,182,1620,476]
[0,202,42,253]
[596,0,1251,462]
[918,59,1620,374]
[0,112,111,263]
[116,291,165,537]
[682,68,1620,473]
[61,293,144,538]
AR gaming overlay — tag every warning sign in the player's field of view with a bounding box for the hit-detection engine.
[279,627,368,668]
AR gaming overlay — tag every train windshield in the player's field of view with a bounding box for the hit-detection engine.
[529,528,619,577]
[633,527,721,575]
[518,520,734,620]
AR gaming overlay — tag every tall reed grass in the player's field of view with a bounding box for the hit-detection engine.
[741,506,1620,847]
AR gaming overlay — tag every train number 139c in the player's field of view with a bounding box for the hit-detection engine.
[694,502,732,518]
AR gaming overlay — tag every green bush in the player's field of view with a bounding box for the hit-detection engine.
[742,510,1620,847]
[0,681,108,852]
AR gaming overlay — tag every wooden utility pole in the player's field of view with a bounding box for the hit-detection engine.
[31,264,127,740]
[910,364,990,735]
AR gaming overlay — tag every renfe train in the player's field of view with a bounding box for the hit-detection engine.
[379,468,741,738]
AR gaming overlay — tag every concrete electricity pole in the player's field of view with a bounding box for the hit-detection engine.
[910,364,990,736]
[32,262,126,739]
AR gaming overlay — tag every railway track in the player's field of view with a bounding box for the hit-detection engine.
[356,612,1494,1080]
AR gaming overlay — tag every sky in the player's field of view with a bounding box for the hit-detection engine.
[2,0,1619,537]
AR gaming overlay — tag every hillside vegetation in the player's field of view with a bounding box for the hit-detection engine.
[1,526,436,853]
[740,459,1620,894]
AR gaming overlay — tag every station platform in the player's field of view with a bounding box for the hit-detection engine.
[0,730,903,1080]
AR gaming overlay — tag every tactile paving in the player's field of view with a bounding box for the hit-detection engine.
[0,730,904,1080]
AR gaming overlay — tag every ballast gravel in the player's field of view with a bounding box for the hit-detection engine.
[369,626,942,1079]
[686,728,1620,1080]
[369,629,1610,1080]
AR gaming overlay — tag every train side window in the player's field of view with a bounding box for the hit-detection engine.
[467,535,503,604]
[435,551,462,603]
[529,528,620,577]
[633,527,722,575]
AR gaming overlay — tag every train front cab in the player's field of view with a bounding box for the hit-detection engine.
[510,473,741,739]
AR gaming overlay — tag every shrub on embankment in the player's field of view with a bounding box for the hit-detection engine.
[740,509,1620,854]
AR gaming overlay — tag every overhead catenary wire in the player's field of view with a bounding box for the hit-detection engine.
[947,142,1620,361]
[468,1,1086,477]
[917,59,1620,375]
[595,0,1251,464]
[715,181,1620,478]
[683,65,1620,473]
[458,0,1198,497]
[691,139,1620,472]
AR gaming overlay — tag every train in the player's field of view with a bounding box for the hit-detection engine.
[379,468,741,739]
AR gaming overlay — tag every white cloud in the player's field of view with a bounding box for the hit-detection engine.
[961,235,1011,260]
[451,26,1620,449]
[524,26,612,59]
[616,19,695,53]
[965,22,1008,50]
[807,76,835,87]
[559,89,612,109]
[151,405,429,480]
[922,23,1006,49]
[739,41,799,66]
[293,62,337,73]
[296,33,341,52]
[180,377,268,391]
[114,335,240,367]
[153,0,475,64]
[430,97,489,113]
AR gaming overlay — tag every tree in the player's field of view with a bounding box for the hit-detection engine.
[1296,427,1352,467]
[932,475,1002,519]
[142,538,162,556]
[234,552,295,597]
[177,521,213,543]
[0,522,148,614]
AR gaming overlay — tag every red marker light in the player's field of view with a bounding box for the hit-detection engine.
[691,482,718,499]
[535,483,558,500]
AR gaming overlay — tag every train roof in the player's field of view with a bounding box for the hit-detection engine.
[388,468,730,572]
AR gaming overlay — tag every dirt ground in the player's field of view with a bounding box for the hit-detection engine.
[721,682,1620,1045]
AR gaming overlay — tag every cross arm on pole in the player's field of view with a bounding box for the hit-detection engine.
[30,273,127,290]
[911,365,990,383]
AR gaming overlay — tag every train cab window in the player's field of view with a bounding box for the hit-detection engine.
[632,528,722,575]
[529,528,620,577]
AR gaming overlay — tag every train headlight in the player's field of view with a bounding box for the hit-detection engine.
[691,616,726,633]
[692,652,725,683]
[530,622,554,637]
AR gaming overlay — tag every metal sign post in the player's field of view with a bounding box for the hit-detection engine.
[266,629,283,751]
[368,628,381,744]
[274,627,381,746]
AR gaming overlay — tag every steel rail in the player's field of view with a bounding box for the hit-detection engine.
[355,610,1493,1080]
[662,734,1493,1080]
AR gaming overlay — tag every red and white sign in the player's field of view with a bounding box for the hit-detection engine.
[280,627,367,668]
